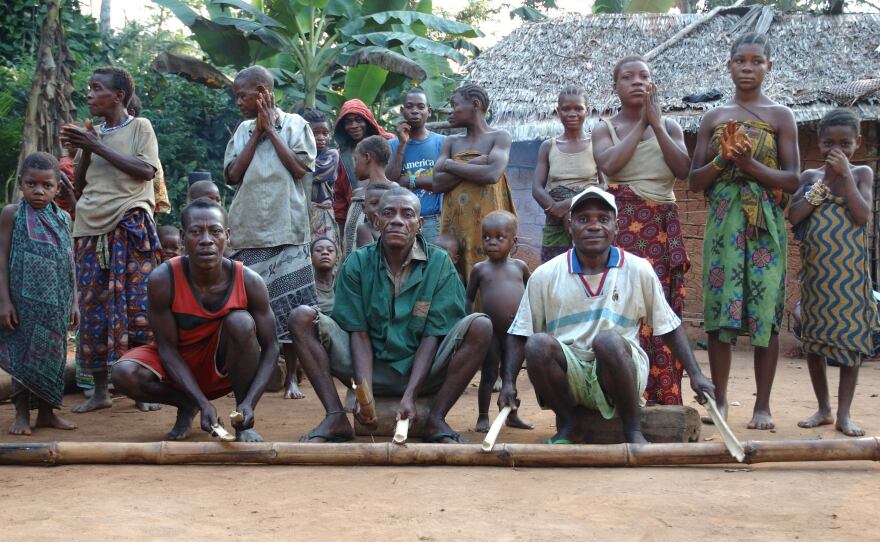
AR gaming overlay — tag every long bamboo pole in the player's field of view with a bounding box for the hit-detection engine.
[1,439,878,467]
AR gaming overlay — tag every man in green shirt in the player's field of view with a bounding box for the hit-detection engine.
[289,188,491,443]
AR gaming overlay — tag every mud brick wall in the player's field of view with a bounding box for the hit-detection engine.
[504,123,880,338]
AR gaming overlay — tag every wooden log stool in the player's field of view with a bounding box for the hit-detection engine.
[580,405,701,444]
[345,391,435,438]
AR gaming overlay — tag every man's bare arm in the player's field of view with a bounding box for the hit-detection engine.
[398,335,441,420]
[498,334,527,409]
[149,265,212,411]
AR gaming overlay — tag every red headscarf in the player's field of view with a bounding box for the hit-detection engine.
[332,99,393,223]
[333,99,393,147]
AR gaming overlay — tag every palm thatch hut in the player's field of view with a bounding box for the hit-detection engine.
[463,7,880,330]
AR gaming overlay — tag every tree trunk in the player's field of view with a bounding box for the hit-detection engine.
[13,0,77,202]
[100,0,112,35]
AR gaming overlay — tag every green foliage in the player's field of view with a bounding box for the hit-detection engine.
[593,0,677,13]
[0,64,29,197]
[510,6,548,20]
[438,0,501,27]
[0,0,240,219]
[0,0,104,67]
[152,0,481,111]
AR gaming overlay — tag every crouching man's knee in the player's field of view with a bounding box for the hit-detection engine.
[525,333,561,372]
[222,309,256,343]
[288,304,319,335]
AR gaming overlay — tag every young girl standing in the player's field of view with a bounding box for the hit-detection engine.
[303,109,339,247]
[532,86,601,263]
[689,33,800,430]
[789,109,876,437]
[0,153,79,435]
[592,57,692,406]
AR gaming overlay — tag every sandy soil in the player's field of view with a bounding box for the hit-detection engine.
[1,338,879,541]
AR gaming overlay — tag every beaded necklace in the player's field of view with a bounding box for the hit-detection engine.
[99,115,134,135]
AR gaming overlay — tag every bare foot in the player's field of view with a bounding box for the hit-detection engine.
[71,394,112,413]
[283,380,305,400]
[136,401,162,412]
[701,400,728,425]
[423,417,463,444]
[236,429,264,442]
[797,410,833,429]
[492,377,502,393]
[165,408,196,440]
[300,412,354,443]
[836,415,865,437]
[34,411,77,430]
[9,413,32,436]
[506,411,534,430]
[475,414,490,433]
[747,409,775,430]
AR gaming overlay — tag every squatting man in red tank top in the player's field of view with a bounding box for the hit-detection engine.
[110,198,279,441]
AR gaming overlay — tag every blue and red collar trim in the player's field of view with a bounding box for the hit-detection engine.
[566,246,624,274]
[567,246,623,298]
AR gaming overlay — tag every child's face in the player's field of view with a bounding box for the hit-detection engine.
[160,231,182,260]
[364,191,384,222]
[819,125,861,160]
[354,150,370,180]
[311,239,337,272]
[482,221,516,261]
[311,122,330,152]
[189,185,222,203]
[436,237,460,264]
[233,80,262,119]
[19,168,59,209]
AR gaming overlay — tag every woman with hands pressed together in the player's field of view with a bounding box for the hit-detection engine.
[592,56,692,406]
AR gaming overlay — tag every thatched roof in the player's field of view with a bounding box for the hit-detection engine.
[464,9,880,141]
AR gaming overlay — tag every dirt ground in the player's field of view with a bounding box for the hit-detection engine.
[1,336,879,541]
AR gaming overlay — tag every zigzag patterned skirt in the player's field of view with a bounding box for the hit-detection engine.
[800,194,878,367]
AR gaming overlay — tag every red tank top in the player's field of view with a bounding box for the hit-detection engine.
[168,257,248,348]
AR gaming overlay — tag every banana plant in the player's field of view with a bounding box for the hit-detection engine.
[152,0,481,110]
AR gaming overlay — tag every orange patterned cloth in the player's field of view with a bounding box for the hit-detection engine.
[439,150,516,281]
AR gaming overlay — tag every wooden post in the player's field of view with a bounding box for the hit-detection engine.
[1,439,878,467]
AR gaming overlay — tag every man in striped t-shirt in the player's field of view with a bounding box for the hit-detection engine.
[501,186,714,444]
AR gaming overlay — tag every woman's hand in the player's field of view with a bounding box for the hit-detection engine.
[60,122,99,152]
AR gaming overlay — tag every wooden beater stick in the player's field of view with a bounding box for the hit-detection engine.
[481,406,512,452]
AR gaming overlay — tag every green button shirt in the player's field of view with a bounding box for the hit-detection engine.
[332,235,466,375]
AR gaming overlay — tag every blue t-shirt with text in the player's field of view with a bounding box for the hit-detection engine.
[389,132,445,217]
